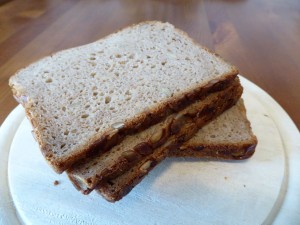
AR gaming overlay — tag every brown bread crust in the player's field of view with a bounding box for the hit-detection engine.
[169,143,256,160]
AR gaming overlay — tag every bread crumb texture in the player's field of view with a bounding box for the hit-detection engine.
[187,101,252,144]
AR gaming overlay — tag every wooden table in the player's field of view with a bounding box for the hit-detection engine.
[1,0,299,130]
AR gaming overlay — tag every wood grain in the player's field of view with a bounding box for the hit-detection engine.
[1,0,299,130]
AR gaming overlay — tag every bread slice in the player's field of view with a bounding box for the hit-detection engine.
[170,99,257,159]
[97,98,256,202]
[67,79,242,194]
[9,21,238,173]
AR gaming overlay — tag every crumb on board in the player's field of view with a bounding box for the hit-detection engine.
[224,176,227,180]
[54,180,59,186]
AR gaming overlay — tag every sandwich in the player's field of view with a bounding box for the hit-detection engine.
[9,21,256,203]
[9,21,239,173]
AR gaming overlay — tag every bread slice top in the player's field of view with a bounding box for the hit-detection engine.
[179,99,257,149]
[9,21,238,173]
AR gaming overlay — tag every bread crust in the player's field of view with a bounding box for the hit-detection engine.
[169,142,257,160]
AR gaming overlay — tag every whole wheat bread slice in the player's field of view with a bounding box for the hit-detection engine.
[67,79,242,194]
[97,98,256,202]
[170,99,257,159]
[9,21,238,173]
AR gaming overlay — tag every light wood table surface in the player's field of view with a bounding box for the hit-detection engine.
[1,0,299,130]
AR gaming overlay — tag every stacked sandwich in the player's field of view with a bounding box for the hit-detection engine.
[9,21,257,202]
